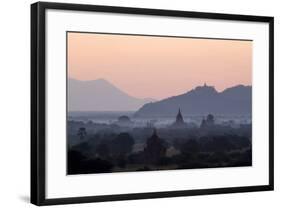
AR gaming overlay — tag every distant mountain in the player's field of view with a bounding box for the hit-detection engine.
[135,84,252,117]
[220,85,251,102]
[68,78,155,111]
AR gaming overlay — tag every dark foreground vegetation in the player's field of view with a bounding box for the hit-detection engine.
[67,114,251,174]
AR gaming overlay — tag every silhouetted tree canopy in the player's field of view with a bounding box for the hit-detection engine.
[110,133,135,156]
[96,143,110,158]
[67,112,252,174]
[180,139,200,154]
[77,127,87,140]
[68,149,114,174]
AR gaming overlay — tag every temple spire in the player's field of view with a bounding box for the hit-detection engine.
[176,108,184,124]
[171,107,187,128]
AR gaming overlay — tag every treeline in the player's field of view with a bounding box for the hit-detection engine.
[68,128,251,174]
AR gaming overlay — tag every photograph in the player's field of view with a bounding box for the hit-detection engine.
[67,32,253,174]
[30,2,273,205]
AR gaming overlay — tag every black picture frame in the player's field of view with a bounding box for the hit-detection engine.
[31,1,274,206]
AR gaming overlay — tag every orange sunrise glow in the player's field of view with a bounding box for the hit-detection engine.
[67,32,252,100]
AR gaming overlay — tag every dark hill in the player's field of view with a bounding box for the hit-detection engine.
[134,84,251,117]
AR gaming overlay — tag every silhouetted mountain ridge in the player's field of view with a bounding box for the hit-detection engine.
[135,84,251,117]
[68,78,156,111]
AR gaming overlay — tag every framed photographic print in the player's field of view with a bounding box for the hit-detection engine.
[31,2,274,206]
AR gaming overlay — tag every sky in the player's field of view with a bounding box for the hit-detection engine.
[68,32,252,100]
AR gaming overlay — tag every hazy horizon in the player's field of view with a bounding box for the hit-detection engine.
[68,32,252,100]
[68,77,251,100]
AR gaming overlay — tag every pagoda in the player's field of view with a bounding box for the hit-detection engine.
[171,108,187,128]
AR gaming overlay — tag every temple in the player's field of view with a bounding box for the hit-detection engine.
[171,108,187,128]
[175,108,184,125]
[200,114,215,129]
[144,128,166,163]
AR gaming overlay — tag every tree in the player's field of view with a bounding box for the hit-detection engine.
[67,149,114,174]
[180,139,200,154]
[110,133,135,156]
[67,149,86,174]
[77,127,87,140]
[96,143,110,158]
